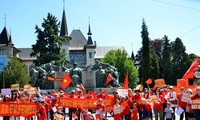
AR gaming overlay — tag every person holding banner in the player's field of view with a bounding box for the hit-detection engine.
[191,87,200,120]
[166,86,177,120]
[95,98,106,120]
[113,99,123,120]
[185,89,194,120]
[177,87,187,120]
[36,99,48,120]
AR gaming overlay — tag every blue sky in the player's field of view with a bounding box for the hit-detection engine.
[0,0,200,56]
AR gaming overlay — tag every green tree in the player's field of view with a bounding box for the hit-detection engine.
[101,49,139,87]
[31,13,67,66]
[171,37,190,85]
[160,35,172,84]
[141,19,151,84]
[150,49,159,80]
[0,57,30,88]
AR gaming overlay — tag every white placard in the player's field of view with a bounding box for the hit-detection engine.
[117,89,128,97]
[182,93,191,103]
[176,107,184,116]
[1,88,11,95]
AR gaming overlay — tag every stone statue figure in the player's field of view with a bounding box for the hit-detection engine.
[69,62,82,86]
[29,61,69,89]
[91,60,120,88]
[96,66,106,87]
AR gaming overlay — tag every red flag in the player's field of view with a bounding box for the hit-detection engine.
[145,78,152,85]
[106,73,113,85]
[183,58,199,79]
[152,85,157,90]
[60,73,72,89]
[123,72,128,89]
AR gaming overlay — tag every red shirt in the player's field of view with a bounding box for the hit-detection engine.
[177,93,187,108]
[191,95,200,100]
[131,108,138,120]
[37,105,47,120]
[145,103,151,111]
[121,101,130,115]
[43,97,51,112]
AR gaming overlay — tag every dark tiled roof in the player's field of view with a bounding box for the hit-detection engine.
[69,29,87,50]
[18,48,34,59]
[0,27,10,44]
[95,46,124,59]
[60,10,68,36]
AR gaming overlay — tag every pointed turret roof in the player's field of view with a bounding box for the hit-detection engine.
[0,27,10,44]
[8,34,13,45]
[87,24,93,45]
[131,51,135,61]
[60,10,68,36]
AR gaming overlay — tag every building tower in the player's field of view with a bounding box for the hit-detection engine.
[85,22,96,66]
[60,0,71,62]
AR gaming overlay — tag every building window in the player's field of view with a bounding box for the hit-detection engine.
[89,52,92,58]
[0,49,6,55]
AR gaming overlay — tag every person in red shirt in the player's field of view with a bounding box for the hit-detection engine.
[113,99,123,120]
[37,99,47,120]
[153,91,164,120]
[131,103,138,120]
[132,90,142,120]
[177,87,187,120]
[68,90,77,120]
[191,87,200,119]
[42,92,51,119]
[97,89,105,98]
[95,98,106,120]
[143,92,152,120]
[121,97,130,120]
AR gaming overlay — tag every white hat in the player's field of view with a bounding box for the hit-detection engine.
[5,95,9,98]
[187,89,193,94]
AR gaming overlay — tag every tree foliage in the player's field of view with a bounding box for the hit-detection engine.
[0,57,30,88]
[141,19,151,84]
[160,35,172,84]
[101,49,139,87]
[31,13,67,66]
[170,37,190,85]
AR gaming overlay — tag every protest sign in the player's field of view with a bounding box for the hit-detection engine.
[24,84,31,91]
[177,79,188,87]
[155,79,165,87]
[10,84,19,91]
[117,89,128,97]
[1,88,11,95]
[192,99,200,109]
[181,93,191,102]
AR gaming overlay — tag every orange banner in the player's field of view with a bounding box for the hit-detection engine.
[155,79,165,87]
[177,79,188,87]
[0,102,37,117]
[47,76,63,82]
[60,97,114,109]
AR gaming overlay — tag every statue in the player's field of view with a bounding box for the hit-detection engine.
[29,61,69,89]
[69,62,82,86]
[91,60,120,88]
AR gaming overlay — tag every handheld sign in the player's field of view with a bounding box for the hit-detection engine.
[155,79,165,87]
[11,84,20,91]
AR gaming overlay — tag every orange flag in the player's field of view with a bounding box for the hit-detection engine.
[106,73,113,85]
[177,79,188,87]
[183,58,199,79]
[145,78,152,85]
[123,72,128,89]
[60,73,72,89]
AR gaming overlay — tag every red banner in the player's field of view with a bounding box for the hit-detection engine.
[60,97,114,109]
[0,102,37,117]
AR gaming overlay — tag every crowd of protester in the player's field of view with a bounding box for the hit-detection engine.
[1,84,200,120]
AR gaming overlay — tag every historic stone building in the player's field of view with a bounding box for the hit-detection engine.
[0,6,124,71]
